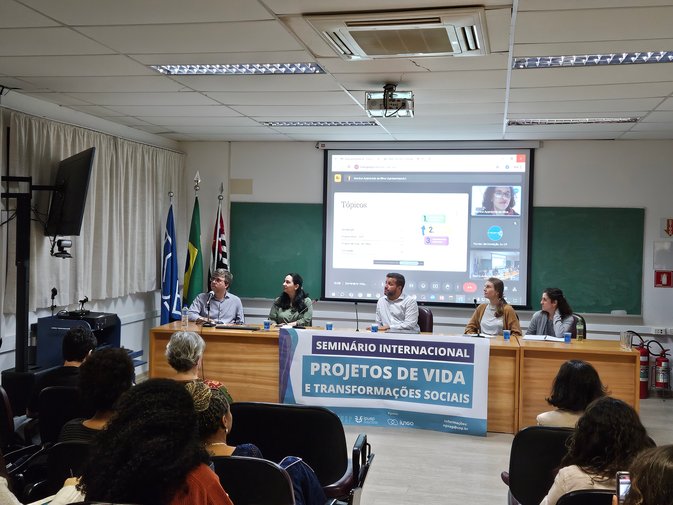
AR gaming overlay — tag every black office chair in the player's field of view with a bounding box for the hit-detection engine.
[228,402,372,500]
[417,306,433,333]
[212,456,295,505]
[572,313,587,338]
[38,386,83,445]
[0,385,23,453]
[556,490,614,505]
[502,426,573,505]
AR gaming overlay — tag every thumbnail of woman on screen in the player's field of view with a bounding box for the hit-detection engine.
[478,186,519,216]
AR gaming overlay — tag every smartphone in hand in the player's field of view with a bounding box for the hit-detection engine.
[616,471,630,504]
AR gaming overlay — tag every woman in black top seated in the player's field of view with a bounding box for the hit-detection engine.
[58,347,134,442]
[187,381,326,505]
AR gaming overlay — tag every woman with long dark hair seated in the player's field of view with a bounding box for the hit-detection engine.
[540,396,654,505]
[187,381,326,505]
[77,378,233,505]
[269,273,313,327]
[527,287,576,338]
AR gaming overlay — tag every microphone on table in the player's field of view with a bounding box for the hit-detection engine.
[202,291,216,327]
[473,298,482,337]
[354,301,360,332]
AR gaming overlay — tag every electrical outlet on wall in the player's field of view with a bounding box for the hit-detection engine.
[652,327,667,335]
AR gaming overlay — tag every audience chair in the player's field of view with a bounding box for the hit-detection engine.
[503,426,573,505]
[556,490,614,505]
[22,440,90,502]
[572,313,587,338]
[212,456,295,505]
[417,306,433,333]
[38,386,83,445]
[338,434,375,505]
[228,402,373,500]
[0,385,22,453]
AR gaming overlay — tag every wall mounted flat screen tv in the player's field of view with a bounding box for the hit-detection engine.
[45,146,95,237]
[323,148,533,308]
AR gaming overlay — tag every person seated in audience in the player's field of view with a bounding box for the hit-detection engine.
[187,269,244,325]
[75,378,233,505]
[537,360,607,428]
[186,381,327,505]
[26,326,97,418]
[58,347,134,442]
[540,396,654,505]
[617,444,673,505]
[526,288,575,338]
[464,277,521,337]
[269,273,313,327]
[166,330,233,403]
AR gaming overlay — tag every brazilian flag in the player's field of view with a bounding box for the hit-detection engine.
[183,196,203,306]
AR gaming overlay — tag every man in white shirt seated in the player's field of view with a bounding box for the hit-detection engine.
[188,269,244,324]
[371,272,420,333]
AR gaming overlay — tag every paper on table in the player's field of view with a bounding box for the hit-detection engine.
[523,334,566,342]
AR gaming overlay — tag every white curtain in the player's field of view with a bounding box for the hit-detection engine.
[2,111,184,313]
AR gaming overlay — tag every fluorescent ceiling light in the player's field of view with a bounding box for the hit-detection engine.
[262,120,379,127]
[513,51,673,69]
[507,117,639,126]
[150,63,325,75]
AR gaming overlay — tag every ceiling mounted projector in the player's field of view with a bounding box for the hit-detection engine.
[366,84,414,118]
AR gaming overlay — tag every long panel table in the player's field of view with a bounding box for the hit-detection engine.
[149,323,521,433]
[149,324,639,434]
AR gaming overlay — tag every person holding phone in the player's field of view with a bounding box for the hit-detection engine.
[540,396,654,505]
[615,445,673,505]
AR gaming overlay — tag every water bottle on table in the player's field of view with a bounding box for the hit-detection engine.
[181,306,189,328]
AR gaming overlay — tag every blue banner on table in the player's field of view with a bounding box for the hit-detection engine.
[278,329,490,436]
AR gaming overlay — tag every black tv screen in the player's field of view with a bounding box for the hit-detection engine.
[45,147,95,236]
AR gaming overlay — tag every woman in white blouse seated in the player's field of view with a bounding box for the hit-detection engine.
[537,360,607,428]
[464,277,521,337]
[527,287,575,338]
[540,396,654,505]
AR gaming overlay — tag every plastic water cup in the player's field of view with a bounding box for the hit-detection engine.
[564,332,572,343]
[325,322,333,331]
[371,323,379,333]
[503,329,511,341]
[263,320,271,330]
[620,331,632,351]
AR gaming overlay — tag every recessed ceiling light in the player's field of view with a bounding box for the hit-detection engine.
[513,51,673,69]
[507,117,639,126]
[262,120,379,127]
[150,63,325,75]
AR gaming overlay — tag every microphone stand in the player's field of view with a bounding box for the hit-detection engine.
[202,292,216,327]
[354,301,360,332]
[50,287,58,316]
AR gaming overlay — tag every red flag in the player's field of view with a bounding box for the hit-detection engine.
[209,198,228,278]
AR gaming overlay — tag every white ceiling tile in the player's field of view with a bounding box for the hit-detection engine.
[0,55,153,76]
[20,76,186,93]
[77,21,302,54]
[171,74,342,93]
[508,98,662,114]
[102,103,239,115]
[132,51,313,66]
[0,28,112,56]
[510,65,673,88]
[19,92,89,106]
[138,116,259,127]
[205,91,356,106]
[508,83,673,102]
[19,0,273,24]
[0,0,59,28]
[59,93,220,106]
[231,104,364,117]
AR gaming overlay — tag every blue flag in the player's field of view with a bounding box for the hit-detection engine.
[161,203,181,324]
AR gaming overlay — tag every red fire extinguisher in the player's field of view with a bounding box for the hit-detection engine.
[629,331,650,399]
[648,340,671,390]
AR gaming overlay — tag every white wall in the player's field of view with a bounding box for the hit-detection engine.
[216,140,673,343]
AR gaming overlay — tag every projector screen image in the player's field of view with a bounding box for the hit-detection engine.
[323,149,532,307]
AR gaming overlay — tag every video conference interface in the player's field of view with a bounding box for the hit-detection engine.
[323,149,532,307]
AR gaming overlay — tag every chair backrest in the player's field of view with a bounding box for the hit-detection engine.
[347,434,375,505]
[572,313,587,338]
[38,386,83,444]
[557,490,615,505]
[507,426,573,505]
[0,385,16,452]
[228,402,348,488]
[211,456,295,505]
[417,306,433,333]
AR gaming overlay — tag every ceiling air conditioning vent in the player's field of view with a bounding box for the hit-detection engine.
[305,7,489,60]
